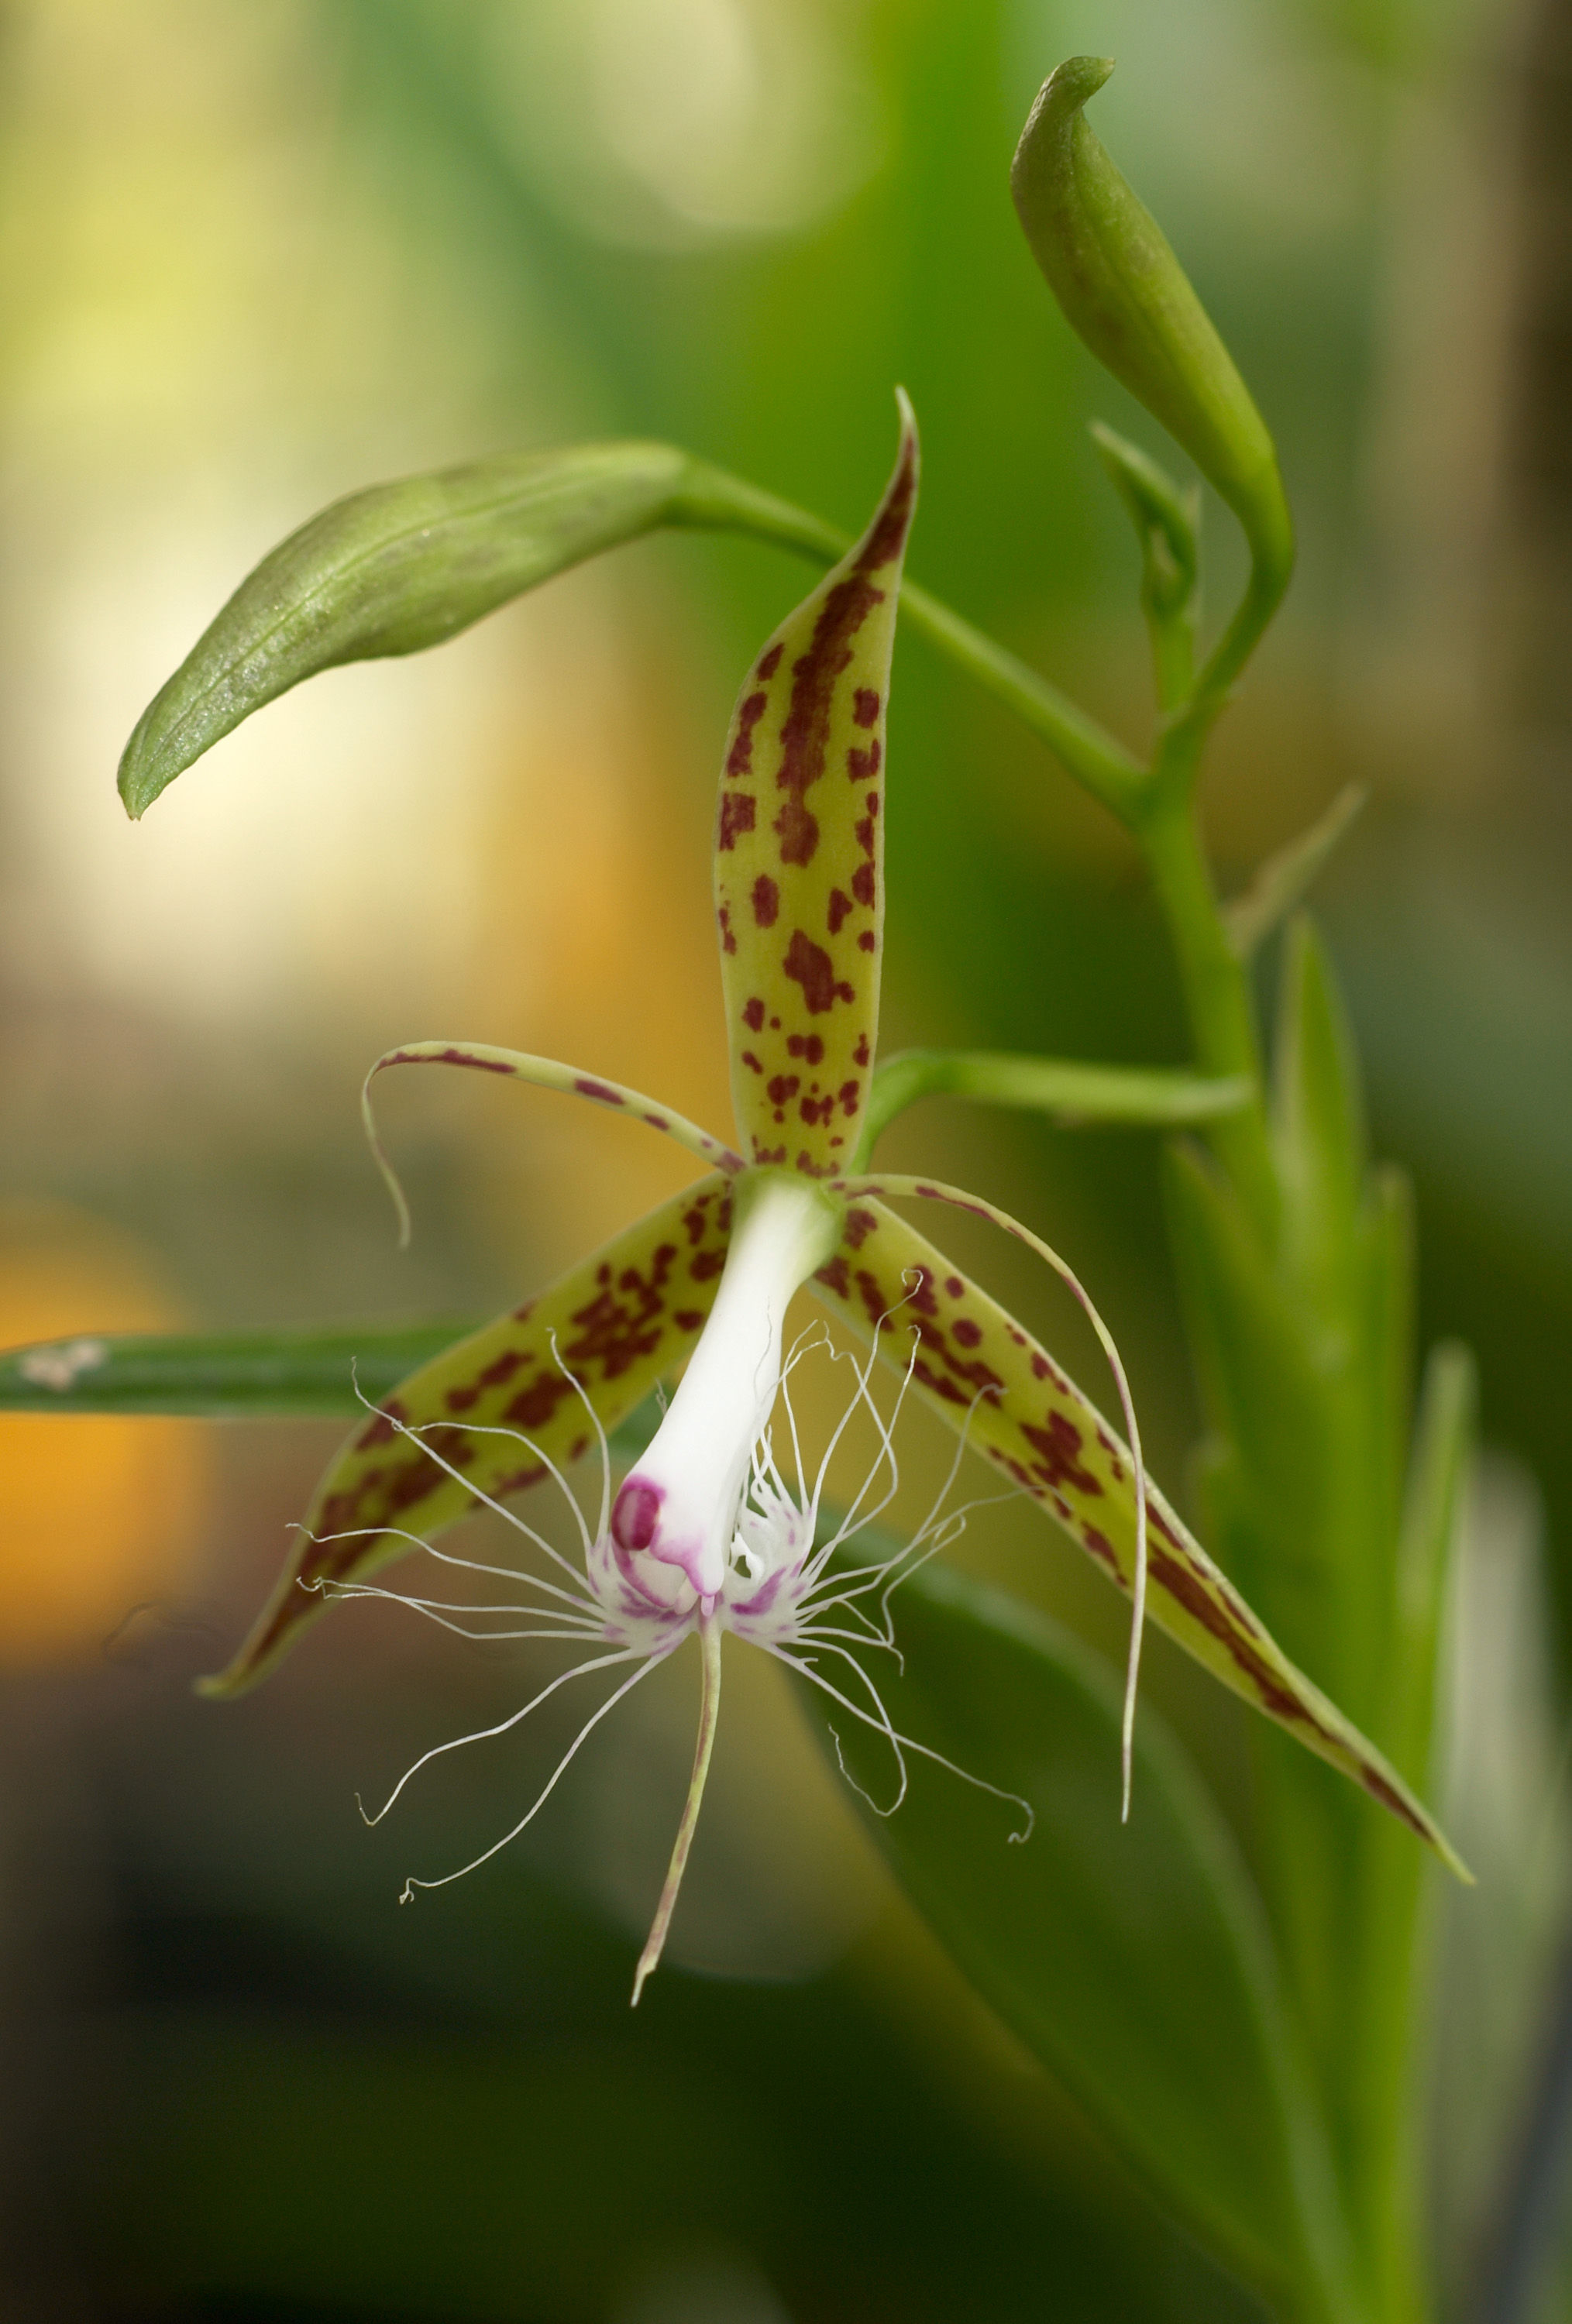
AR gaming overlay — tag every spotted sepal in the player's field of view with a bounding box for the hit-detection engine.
[810,1187,1467,1877]
[200,1177,735,1696]
[363,1041,741,1245]
[714,394,918,1177]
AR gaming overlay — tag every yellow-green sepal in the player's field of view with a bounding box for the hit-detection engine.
[200,1176,734,1696]
[714,394,918,1175]
[810,1191,1467,1878]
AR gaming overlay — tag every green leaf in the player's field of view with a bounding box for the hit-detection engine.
[1391,1338,1476,1786]
[1223,787,1366,961]
[815,1558,1351,2319]
[0,1320,483,1416]
[117,444,831,818]
[1271,916,1368,1334]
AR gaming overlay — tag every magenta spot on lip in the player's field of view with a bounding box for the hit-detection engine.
[612,1477,662,1552]
[733,1568,785,1618]
[575,1078,624,1105]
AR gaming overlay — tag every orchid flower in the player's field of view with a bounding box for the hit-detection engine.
[201,397,1460,2002]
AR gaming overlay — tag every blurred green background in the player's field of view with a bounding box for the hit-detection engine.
[2,0,1570,2315]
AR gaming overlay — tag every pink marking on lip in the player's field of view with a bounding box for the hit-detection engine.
[575,1078,625,1105]
[612,1477,662,1552]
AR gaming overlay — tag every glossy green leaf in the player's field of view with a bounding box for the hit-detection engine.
[0,1320,481,1416]
[815,1558,1351,2319]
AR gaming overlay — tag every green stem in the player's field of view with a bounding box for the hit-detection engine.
[855,1048,1250,1171]
[1136,792,1277,1239]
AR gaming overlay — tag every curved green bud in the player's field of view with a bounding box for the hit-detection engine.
[1012,59,1292,590]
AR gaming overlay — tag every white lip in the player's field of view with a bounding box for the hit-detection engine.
[611,1171,841,1600]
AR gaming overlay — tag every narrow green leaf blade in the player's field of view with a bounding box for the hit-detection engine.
[0,1321,483,1416]
[1272,915,1369,1325]
[1391,1338,1476,1784]
[814,1559,1350,2315]
[1223,787,1365,961]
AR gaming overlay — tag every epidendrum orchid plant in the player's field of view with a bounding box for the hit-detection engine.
[4,57,1487,2324]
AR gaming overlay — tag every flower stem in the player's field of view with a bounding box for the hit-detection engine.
[1137,788,1277,1239]
[631,1614,723,2006]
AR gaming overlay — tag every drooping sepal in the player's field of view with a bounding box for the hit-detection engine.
[201,1177,735,1695]
[361,1040,741,1246]
[809,1191,1466,1875]
[714,394,918,1175]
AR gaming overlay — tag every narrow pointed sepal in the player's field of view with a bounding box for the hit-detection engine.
[810,1191,1467,1877]
[200,1177,734,1696]
[715,394,918,1175]
[362,1041,741,1244]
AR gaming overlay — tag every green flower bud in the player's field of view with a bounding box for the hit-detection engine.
[1013,58,1291,589]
